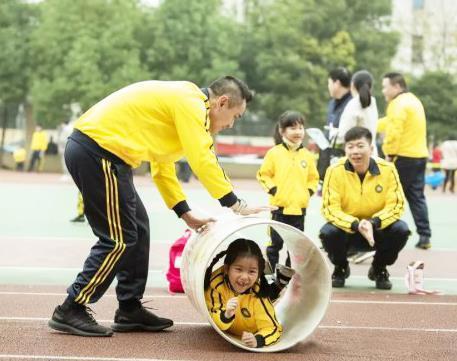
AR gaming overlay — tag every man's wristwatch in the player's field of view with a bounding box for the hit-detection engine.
[230,199,247,215]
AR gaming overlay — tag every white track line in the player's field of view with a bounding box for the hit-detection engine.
[1,267,456,283]
[0,267,163,273]
[0,292,455,305]
[351,275,457,282]
[0,236,172,244]
[1,317,456,333]
[0,356,181,361]
[0,292,186,298]
[319,325,457,332]
[0,317,207,325]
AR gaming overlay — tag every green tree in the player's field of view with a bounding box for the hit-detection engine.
[0,1,36,104]
[240,0,355,127]
[239,0,398,132]
[0,1,37,166]
[144,0,243,86]
[409,71,457,140]
[29,0,149,127]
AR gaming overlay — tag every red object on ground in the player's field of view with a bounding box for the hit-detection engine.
[216,142,270,157]
[166,229,192,293]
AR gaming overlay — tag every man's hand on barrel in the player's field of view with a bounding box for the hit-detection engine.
[230,199,278,216]
[181,211,215,233]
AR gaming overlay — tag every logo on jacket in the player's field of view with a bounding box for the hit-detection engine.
[375,184,383,193]
[241,308,251,318]
[300,160,307,168]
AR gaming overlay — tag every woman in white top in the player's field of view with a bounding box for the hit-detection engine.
[441,138,457,193]
[336,70,378,156]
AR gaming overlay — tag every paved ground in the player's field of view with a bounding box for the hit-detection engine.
[1,170,456,360]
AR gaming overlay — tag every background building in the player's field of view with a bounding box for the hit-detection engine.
[390,0,457,76]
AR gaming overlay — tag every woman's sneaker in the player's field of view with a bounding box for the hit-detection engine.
[48,304,113,337]
[112,305,173,332]
[415,236,431,250]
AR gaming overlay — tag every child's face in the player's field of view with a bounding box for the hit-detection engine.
[226,256,259,294]
[281,123,305,144]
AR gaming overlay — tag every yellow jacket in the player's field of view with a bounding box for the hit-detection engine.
[322,157,405,233]
[13,148,26,163]
[382,92,428,158]
[205,267,282,347]
[257,143,319,215]
[377,116,387,134]
[74,81,234,211]
[30,131,48,151]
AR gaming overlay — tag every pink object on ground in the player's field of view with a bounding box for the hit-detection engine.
[405,260,441,295]
[166,229,192,293]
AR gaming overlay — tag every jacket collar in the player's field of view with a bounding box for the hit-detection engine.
[281,142,304,151]
[344,157,380,175]
[200,87,210,100]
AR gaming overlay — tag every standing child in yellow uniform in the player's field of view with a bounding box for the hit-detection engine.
[27,125,48,172]
[205,238,282,348]
[13,147,26,171]
[257,111,319,271]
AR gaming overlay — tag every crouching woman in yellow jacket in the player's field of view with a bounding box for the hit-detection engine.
[205,238,282,348]
[257,111,319,271]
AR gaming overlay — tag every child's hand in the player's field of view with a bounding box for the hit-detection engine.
[241,332,257,348]
[224,297,238,318]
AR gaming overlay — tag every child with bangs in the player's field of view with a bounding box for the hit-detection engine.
[257,111,319,273]
[204,238,282,348]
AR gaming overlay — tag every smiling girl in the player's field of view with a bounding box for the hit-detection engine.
[204,238,282,348]
[257,111,319,272]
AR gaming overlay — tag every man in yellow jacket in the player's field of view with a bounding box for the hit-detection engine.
[27,125,48,172]
[48,76,273,338]
[320,127,410,290]
[381,72,431,250]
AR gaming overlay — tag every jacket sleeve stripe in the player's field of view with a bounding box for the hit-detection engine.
[323,166,353,229]
[379,167,404,225]
[258,297,281,345]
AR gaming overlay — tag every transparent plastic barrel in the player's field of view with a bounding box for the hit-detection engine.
[181,216,331,352]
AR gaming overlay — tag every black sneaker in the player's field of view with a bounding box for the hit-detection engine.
[48,305,113,337]
[368,266,392,290]
[415,236,431,250]
[332,264,350,288]
[275,264,296,288]
[112,305,173,332]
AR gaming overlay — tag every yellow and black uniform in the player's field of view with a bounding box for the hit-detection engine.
[257,143,319,270]
[320,157,409,269]
[28,130,48,172]
[13,147,26,171]
[205,267,282,348]
[322,157,405,233]
[382,92,428,158]
[64,81,239,305]
[74,81,236,215]
[381,92,431,239]
[257,143,319,215]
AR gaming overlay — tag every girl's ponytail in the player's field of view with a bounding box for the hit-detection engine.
[204,250,227,289]
[352,70,374,109]
[273,123,282,145]
[359,83,371,108]
[257,274,271,299]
